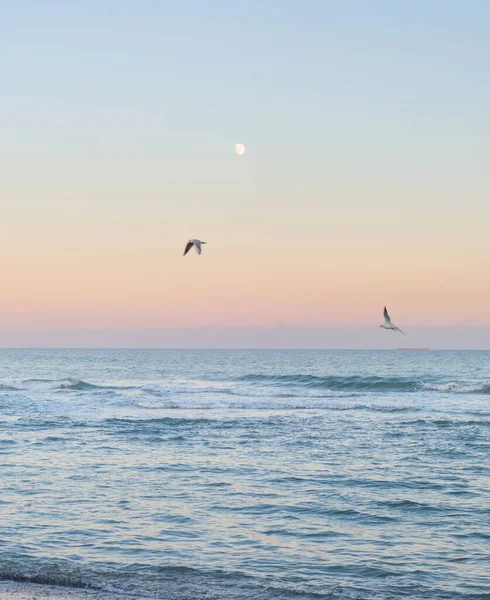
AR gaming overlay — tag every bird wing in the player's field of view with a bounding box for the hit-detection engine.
[194,240,202,255]
[395,326,406,335]
[383,306,391,323]
[183,241,194,256]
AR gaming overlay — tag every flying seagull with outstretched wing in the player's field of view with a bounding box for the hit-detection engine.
[183,239,206,256]
[379,306,405,334]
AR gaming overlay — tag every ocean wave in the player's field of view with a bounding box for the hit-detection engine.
[235,373,424,391]
[140,383,361,401]
[419,381,490,394]
[0,383,20,391]
[0,379,122,392]
[0,565,340,600]
[130,396,414,412]
[0,570,95,590]
[401,418,490,427]
[234,374,490,394]
[141,384,234,397]
[3,374,490,398]
[22,378,102,391]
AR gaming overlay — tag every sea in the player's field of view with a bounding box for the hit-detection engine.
[0,349,489,600]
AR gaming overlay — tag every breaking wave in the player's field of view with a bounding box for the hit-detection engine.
[2,374,490,414]
[234,374,490,394]
[0,379,116,392]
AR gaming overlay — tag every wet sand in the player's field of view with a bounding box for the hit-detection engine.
[0,582,140,600]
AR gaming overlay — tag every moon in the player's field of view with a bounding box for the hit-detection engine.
[234,143,246,156]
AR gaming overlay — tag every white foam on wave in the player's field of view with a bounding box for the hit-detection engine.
[0,379,74,392]
[22,379,80,391]
[132,394,409,412]
[0,378,105,393]
[419,381,490,393]
[141,382,361,400]
[232,385,360,399]
[141,382,234,397]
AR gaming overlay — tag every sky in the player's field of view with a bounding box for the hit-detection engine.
[1,0,490,348]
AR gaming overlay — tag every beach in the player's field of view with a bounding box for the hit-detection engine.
[0,581,126,600]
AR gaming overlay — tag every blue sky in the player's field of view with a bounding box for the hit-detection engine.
[1,1,490,347]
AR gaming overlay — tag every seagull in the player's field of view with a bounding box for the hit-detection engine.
[379,306,405,335]
[183,239,206,256]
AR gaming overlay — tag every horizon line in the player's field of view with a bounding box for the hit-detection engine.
[0,347,488,351]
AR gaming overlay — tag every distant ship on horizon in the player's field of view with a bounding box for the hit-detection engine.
[397,347,430,351]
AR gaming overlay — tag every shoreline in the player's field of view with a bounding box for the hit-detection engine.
[0,581,140,600]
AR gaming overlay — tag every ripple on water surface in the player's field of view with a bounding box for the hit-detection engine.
[0,349,489,599]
